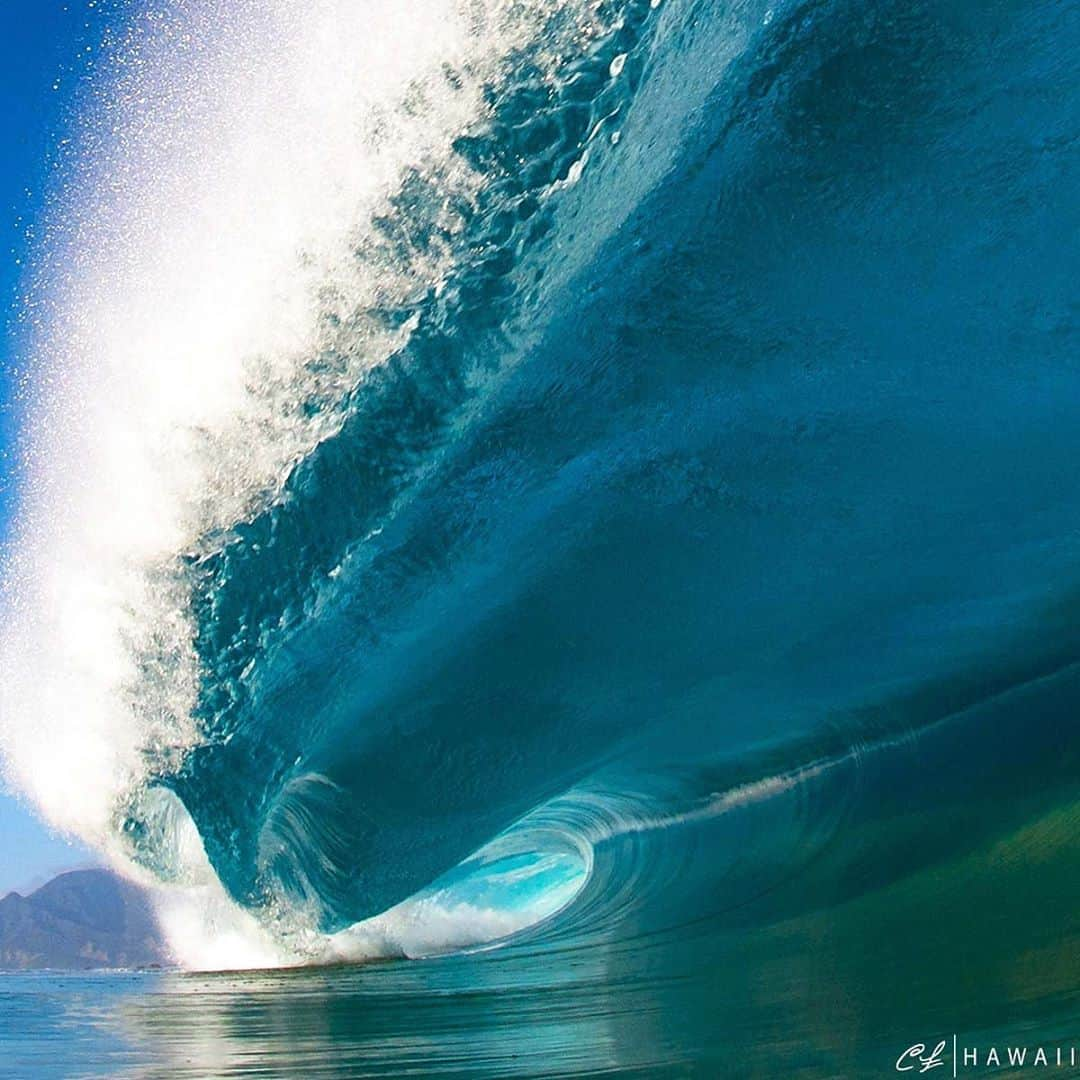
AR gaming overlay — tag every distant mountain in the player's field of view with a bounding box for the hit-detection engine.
[0,868,168,970]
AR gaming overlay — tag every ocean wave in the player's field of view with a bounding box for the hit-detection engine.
[2,0,1080,1005]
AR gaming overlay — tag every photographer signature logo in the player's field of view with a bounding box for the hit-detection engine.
[896,1036,1080,1075]
[897,1041,946,1073]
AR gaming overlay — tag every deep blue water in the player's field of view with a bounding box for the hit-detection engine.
[156,0,1080,929]
[3,0,1080,1072]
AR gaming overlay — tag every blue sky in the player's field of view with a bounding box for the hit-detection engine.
[0,1,107,895]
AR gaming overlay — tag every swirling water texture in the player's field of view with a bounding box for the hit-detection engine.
[3,0,1080,1071]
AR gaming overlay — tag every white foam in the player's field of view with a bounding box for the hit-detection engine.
[323,879,586,962]
[0,0,607,967]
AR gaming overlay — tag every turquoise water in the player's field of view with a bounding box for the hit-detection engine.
[7,800,1080,1080]
[2,0,1080,1071]
[10,693,1080,1076]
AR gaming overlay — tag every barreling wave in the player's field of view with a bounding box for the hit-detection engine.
[2,0,1080,1010]
[0,0,679,964]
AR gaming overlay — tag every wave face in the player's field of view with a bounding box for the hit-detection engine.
[4,0,1080,1066]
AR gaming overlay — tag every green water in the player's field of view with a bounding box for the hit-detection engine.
[6,783,1080,1079]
